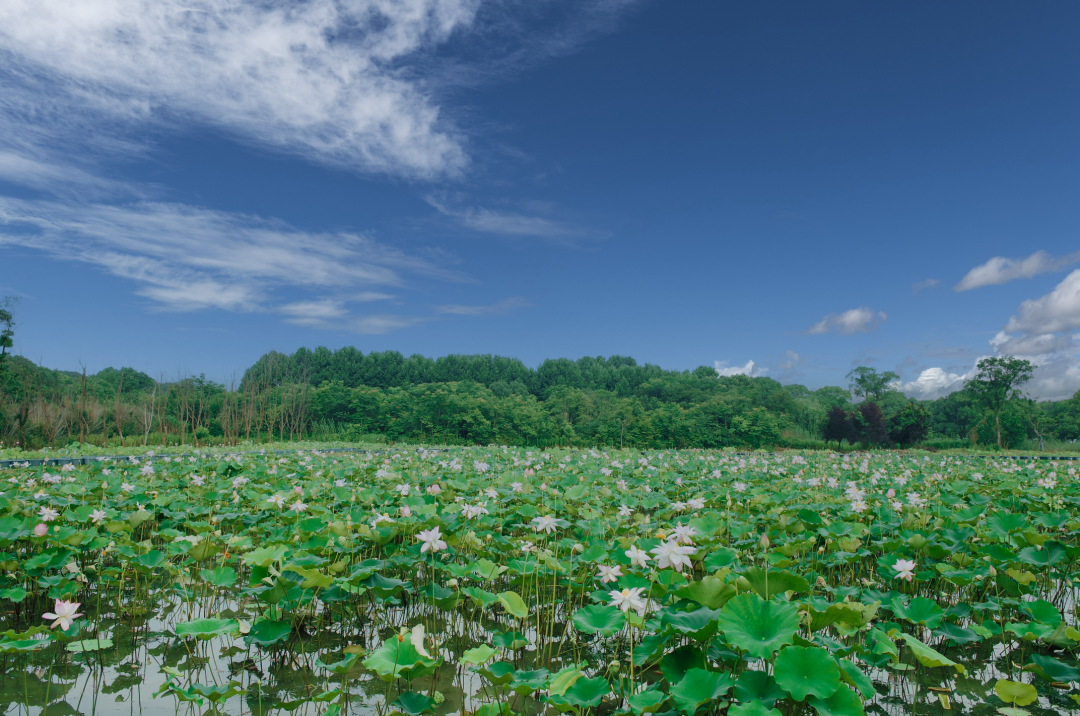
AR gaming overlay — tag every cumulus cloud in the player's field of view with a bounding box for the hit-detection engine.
[911,278,939,295]
[0,197,463,314]
[805,307,887,335]
[955,250,1080,291]
[1003,269,1080,335]
[436,296,530,315]
[897,367,971,400]
[714,360,766,377]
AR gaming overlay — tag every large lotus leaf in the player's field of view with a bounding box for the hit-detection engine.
[548,665,582,696]
[1025,654,1080,683]
[729,702,782,716]
[497,591,529,619]
[891,597,944,629]
[932,622,982,645]
[244,620,292,647]
[243,544,289,567]
[549,676,610,709]
[0,587,27,603]
[390,692,435,716]
[200,566,237,588]
[662,606,721,641]
[896,633,966,674]
[994,679,1038,706]
[461,645,496,666]
[1019,541,1066,567]
[808,685,864,716]
[315,654,359,675]
[741,568,810,600]
[175,618,239,640]
[477,662,516,687]
[0,638,50,653]
[1020,599,1061,626]
[718,593,800,659]
[628,685,666,715]
[986,512,1026,540]
[734,670,787,707]
[675,576,737,609]
[65,637,114,653]
[661,645,707,683]
[774,646,840,701]
[573,605,626,636]
[670,668,733,715]
[362,635,439,682]
[837,660,876,699]
[509,668,550,696]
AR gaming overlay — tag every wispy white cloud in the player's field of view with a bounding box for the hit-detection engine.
[911,278,939,295]
[955,250,1080,291]
[436,296,530,315]
[0,198,463,314]
[714,360,766,377]
[0,0,479,181]
[805,307,886,335]
[425,195,609,243]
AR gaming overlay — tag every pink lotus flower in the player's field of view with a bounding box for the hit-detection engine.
[33,523,48,537]
[43,599,82,630]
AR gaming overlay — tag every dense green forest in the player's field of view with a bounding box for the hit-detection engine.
[0,338,1072,452]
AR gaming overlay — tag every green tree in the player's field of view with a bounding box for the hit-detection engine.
[846,366,899,403]
[888,401,931,447]
[967,356,1034,448]
[0,296,15,375]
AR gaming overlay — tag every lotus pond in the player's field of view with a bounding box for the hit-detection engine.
[0,446,1078,716]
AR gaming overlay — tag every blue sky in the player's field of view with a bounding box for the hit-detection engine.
[1,1,1079,398]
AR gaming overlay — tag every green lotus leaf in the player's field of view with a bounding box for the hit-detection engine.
[892,596,944,628]
[0,639,50,653]
[476,662,516,687]
[1024,654,1080,683]
[995,679,1038,707]
[837,660,876,699]
[896,633,966,674]
[242,544,289,567]
[729,702,783,716]
[509,668,550,696]
[66,637,114,652]
[774,646,840,701]
[734,670,787,708]
[200,566,237,588]
[661,645,706,683]
[932,622,982,645]
[461,645,497,666]
[628,684,666,715]
[548,664,582,696]
[718,593,800,659]
[550,676,610,709]
[0,587,27,603]
[573,605,626,636]
[741,568,810,599]
[808,685,864,716]
[390,692,435,716]
[361,635,439,682]
[1020,599,1061,626]
[315,654,359,675]
[492,630,528,650]
[675,575,737,609]
[244,620,292,647]
[662,606,721,640]
[175,618,239,640]
[497,591,529,619]
[1019,541,1066,567]
[670,668,733,715]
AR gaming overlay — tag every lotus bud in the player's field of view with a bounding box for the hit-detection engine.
[759,533,770,550]
[33,523,47,537]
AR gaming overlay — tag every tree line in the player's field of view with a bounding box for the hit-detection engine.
[0,304,1067,452]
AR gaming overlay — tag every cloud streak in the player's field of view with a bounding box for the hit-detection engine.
[714,360,766,377]
[955,250,1080,291]
[0,197,463,313]
[436,296,531,315]
[805,307,887,335]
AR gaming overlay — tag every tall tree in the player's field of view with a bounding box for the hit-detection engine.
[0,297,16,374]
[823,406,852,449]
[846,366,899,403]
[967,356,1034,448]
